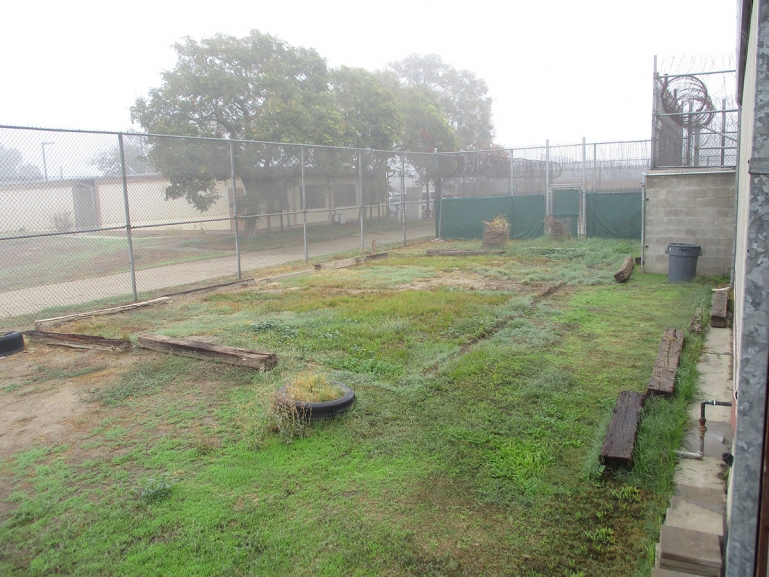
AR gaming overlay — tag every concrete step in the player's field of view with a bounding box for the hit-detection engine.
[659,525,722,577]
[652,568,708,577]
[664,496,724,537]
[674,484,726,509]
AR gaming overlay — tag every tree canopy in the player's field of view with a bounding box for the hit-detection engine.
[130,30,496,214]
[387,54,495,151]
[0,145,42,182]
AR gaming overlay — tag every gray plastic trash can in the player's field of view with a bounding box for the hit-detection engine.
[666,243,702,282]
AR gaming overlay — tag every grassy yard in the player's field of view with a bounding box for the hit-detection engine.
[0,238,717,576]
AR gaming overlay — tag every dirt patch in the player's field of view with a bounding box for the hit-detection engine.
[394,270,537,294]
[0,343,135,459]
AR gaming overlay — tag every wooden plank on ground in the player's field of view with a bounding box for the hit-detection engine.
[647,328,685,396]
[137,334,277,371]
[254,269,315,284]
[163,278,255,297]
[24,330,132,352]
[600,390,646,469]
[34,297,170,330]
[614,256,635,283]
[362,252,389,261]
[424,249,506,256]
[314,257,360,271]
[710,288,729,328]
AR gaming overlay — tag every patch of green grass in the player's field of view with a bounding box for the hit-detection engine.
[84,356,194,405]
[0,239,715,576]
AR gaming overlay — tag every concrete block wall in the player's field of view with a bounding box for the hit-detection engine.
[644,169,736,277]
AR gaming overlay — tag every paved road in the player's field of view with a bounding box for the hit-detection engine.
[1,224,435,318]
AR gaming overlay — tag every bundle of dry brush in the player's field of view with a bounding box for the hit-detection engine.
[482,215,511,249]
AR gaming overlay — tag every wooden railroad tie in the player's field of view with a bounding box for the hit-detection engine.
[137,334,277,371]
[710,288,729,328]
[613,255,635,283]
[600,391,646,470]
[24,331,132,353]
[424,249,506,257]
[647,328,684,397]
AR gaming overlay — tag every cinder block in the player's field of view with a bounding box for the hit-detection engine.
[658,525,722,576]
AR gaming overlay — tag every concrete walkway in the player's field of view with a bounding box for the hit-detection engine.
[1,224,435,318]
[653,326,733,576]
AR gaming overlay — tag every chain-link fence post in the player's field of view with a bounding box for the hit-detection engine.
[401,153,406,246]
[358,149,364,252]
[581,137,587,237]
[229,139,242,279]
[301,145,308,264]
[593,143,598,193]
[118,133,138,302]
[545,139,551,218]
[509,148,515,196]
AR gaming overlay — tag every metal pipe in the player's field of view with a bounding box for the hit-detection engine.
[118,134,138,302]
[581,137,586,236]
[641,173,647,270]
[41,141,54,181]
[401,153,406,246]
[509,149,514,196]
[676,400,733,460]
[720,98,727,166]
[655,109,738,117]
[659,69,736,78]
[229,139,241,280]
[545,140,550,216]
[301,145,308,264]
[358,150,364,251]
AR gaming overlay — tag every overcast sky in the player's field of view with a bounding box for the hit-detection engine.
[1,0,737,149]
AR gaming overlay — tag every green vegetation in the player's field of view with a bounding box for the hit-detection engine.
[0,238,720,576]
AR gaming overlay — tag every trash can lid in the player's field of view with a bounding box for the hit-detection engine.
[666,243,702,256]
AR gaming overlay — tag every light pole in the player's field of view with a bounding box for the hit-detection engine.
[41,141,54,181]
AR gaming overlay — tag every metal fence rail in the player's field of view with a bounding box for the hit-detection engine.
[0,125,651,319]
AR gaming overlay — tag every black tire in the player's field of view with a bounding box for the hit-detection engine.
[0,331,25,356]
[276,382,355,419]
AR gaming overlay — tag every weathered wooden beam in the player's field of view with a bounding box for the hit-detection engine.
[314,257,360,271]
[35,297,170,330]
[647,328,684,396]
[24,330,132,352]
[137,334,277,370]
[362,252,389,261]
[164,278,255,297]
[710,288,729,328]
[614,256,635,283]
[424,249,506,257]
[254,269,315,284]
[600,391,646,470]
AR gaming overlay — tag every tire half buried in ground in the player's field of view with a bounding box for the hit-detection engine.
[0,331,25,356]
[276,382,355,419]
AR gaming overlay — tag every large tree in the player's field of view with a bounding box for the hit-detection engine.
[89,134,154,177]
[0,145,42,182]
[387,54,495,151]
[131,30,346,219]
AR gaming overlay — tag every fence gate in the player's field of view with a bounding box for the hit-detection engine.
[551,187,580,237]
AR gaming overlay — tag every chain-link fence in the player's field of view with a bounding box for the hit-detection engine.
[0,125,650,319]
[651,55,738,169]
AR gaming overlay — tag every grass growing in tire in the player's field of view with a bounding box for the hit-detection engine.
[0,238,720,577]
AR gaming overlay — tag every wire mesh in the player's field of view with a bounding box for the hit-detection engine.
[0,125,653,319]
[652,55,737,168]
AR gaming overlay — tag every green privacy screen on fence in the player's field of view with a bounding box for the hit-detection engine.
[435,192,641,240]
[435,195,545,240]
[586,192,642,239]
